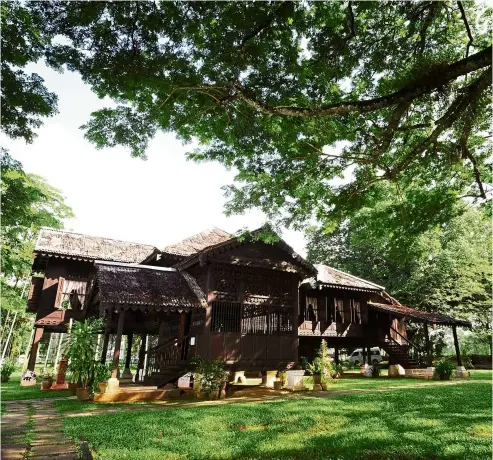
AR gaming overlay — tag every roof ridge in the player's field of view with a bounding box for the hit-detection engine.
[39,227,156,248]
[94,260,176,272]
[316,264,385,290]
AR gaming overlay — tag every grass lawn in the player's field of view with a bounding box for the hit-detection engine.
[59,371,491,460]
[1,372,71,401]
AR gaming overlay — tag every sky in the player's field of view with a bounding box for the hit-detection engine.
[1,62,308,256]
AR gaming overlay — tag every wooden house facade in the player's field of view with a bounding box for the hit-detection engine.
[25,227,470,388]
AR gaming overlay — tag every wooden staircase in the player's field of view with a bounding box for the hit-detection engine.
[144,336,190,387]
[378,327,423,369]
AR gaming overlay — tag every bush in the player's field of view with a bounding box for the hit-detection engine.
[191,357,229,398]
[331,363,344,379]
[65,318,104,389]
[92,362,112,393]
[1,360,17,379]
[434,360,455,380]
[306,340,334,384]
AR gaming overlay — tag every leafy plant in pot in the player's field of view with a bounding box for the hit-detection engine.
[92,363,112,394]
[191,357,229,400]
[40,370,54,390]
[434,360,455,380]
[1,360,16,383]
[307,340,334,388]
[65,318,104,400]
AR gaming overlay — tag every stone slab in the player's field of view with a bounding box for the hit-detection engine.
[30,444,77,456]
[1,445,26,459]
[30,455,77,460]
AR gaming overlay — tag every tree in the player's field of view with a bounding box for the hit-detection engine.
[0,149,74,360]
[306,195,492,350]
[4,1,492,233]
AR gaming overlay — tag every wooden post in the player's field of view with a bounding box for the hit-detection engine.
[334,347,339,365]
[111,310,125,379]
[292,278,300,364]
[27,327,44,371]
[362,347,367,365]
[100,309,112,364]
[124,333,133,370]
[423,323,432,367]
[42,333,54,374]
[452,325,462,367]
[137,334,147,381]
[367,345,372,365]
[22,324,35,373]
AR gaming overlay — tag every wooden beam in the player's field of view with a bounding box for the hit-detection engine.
[111,310,125,378]
[452,325,462,367]
[423,323,432,367]
[27,327,44,371]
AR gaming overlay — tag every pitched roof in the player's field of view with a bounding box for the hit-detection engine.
[93,261,207,311]
[309,264,384,292]
[175,226,317,277]
[163,228,232,257]
[35,228,157,264]
[368,301,471,327]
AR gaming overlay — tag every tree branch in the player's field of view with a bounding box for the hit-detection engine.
[458,1,474,58]
[234,46,491,117]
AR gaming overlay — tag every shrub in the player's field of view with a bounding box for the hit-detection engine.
[1,360,17,379]
[306,340,334,384]
[65,318,104,389]
[191,357,229,397]
[434,360,455,380]
[331,363,344,379]
[92,362,112,393]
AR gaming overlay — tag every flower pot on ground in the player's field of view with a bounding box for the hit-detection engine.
[312,374,322,385]
[41,378,53,390]
[76,387,90,401]
[273,380,282,390]
[434,360,455,381]
[68,382,81,395]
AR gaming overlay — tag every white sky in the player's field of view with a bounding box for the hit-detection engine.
[1,63,308,256]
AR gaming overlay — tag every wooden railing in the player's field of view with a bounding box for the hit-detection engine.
[145,336,189,378]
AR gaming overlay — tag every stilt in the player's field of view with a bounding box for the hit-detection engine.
[424,323,432,367]
[367,345,372,365]
[26,327,43,371]
[100,309,112,364]
[452,325,462,367]
[111,311,125,378]
[121,333,133,379]
[334,347,339,365]
[21,324,35,373]
[137,334,147,382]
[42,333,54,374]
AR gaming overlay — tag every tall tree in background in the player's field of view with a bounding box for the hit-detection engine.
[1,149,74,359]
[2,1,491,236]
[306,190,492,353]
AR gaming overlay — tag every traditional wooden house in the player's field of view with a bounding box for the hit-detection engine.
[25,226,470,390]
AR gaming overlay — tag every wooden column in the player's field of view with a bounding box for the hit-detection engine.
[362,347,367,365]
[367,345,372,365]
[334,347,339,365]
[124,333,133,370]
[452,325,462,367]
[137,334,147,380]
[423,323,432,367]
[292,277,300,364]
[203,265,213,359]
[27,327,44,371]
[111,310,125,379]
[100,308,112,364]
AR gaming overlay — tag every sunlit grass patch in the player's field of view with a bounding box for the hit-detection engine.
[468,423,492,439]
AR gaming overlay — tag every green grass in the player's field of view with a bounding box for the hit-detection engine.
[1,372,71,401]
[61,377,491,460]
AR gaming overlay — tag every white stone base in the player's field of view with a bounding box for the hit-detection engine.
[286,370,305,389]
[233,371,246,384]
[455,366,470,379]
[20,370,37,386]
[265,371,277,388]
[424,367,436,380]
[388,364,405,377]
[106,377,120,393]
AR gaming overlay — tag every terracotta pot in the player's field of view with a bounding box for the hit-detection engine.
[98,382,107,394]
[313,375,322,385]
[68,382,81,395]
[273,380,282,390]
[76,387,90,401]
[41,379,53,390]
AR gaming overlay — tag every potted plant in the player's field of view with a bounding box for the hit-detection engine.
[40,370,54,389]
[434,360,455,380]
[191,357,229,400]
[92,362,111,394]
[307,357,323,385]
[331,363,343,379]
[307,340,334,387]
[65,318,104,401]
[1,360,16,383]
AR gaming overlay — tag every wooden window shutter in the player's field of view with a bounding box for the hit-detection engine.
[55,277,65,309]
[343,299,352,323]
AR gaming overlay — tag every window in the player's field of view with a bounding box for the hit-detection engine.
[334,299,344,323]
[351,300,361,324]
[306,297,318,322]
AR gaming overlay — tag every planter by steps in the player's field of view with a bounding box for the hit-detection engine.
[41,378,53,390]
[76,387,90,401]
